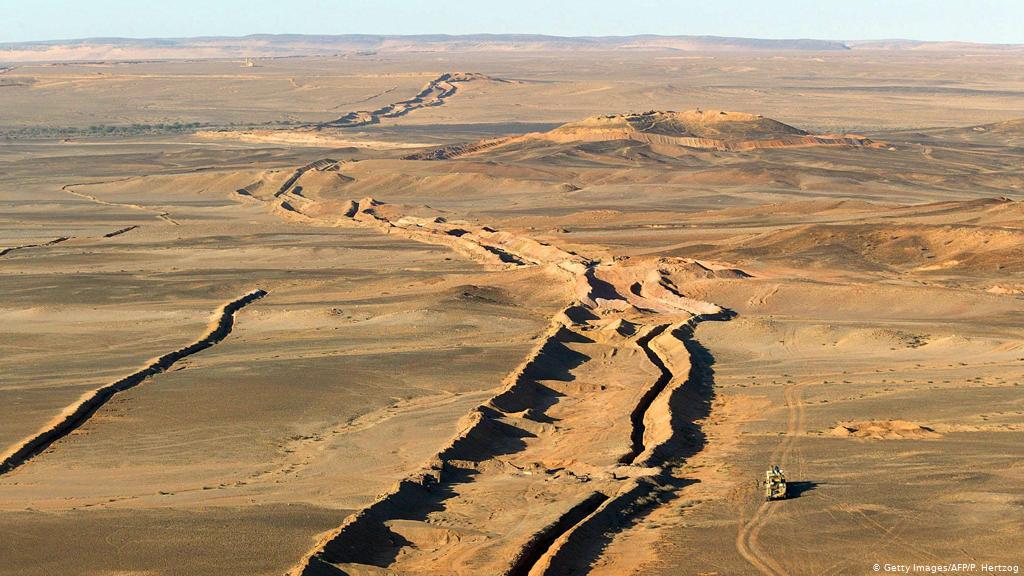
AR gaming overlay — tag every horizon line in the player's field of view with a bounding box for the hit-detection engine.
[3,32,1022,47]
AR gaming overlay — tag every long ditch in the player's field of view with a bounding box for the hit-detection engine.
[0,289,267,475]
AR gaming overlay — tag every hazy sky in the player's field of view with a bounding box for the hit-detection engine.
[2,0,1022,44]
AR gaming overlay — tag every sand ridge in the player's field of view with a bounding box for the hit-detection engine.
[315,72,510,129]
[197,72,511,146]
[0,235,71,257]
[247,192,745,575]
[0,289,267,475]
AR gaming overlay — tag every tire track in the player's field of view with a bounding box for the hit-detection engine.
[735,381,803,576]
[0,289,267,476]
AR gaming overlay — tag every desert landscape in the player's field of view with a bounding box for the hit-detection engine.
[1,32,1023,576]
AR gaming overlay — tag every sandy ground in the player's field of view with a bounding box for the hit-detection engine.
[0,147,567,575]
[4,51,1024,133]
[1,48,1023,575]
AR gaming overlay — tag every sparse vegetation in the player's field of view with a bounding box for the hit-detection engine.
[0,119,302,140]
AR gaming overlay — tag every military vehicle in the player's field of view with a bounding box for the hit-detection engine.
[764,465,787,501]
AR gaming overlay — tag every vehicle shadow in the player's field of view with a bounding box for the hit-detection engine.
[787,480,819,498]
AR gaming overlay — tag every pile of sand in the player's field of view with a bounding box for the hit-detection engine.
[830,420,942,440]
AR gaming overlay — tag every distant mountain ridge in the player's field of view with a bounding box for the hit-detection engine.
[1,33,1020,63]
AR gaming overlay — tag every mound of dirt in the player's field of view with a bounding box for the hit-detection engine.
[407,110,875,160]
[443,284,514,306]
[546,110,808,141]
[830,420,942,440]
